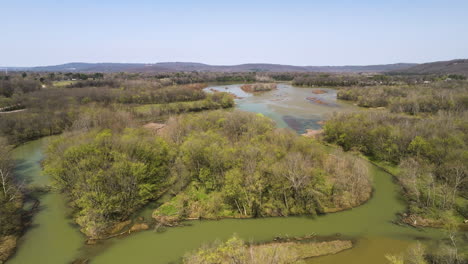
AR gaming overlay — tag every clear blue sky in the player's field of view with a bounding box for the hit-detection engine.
[2,0,468,66]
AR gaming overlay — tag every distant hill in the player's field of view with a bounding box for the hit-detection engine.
[304,63,417,73]
[390,59,468,76]
[5,62,417,73]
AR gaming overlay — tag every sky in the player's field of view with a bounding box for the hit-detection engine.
[2,0,468,66]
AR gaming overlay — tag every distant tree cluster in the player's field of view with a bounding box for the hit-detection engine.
[240,83,277,93]
[337,81,468,114]
[0,78,41,98]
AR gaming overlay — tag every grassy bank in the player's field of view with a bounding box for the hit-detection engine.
[183,235,352,264]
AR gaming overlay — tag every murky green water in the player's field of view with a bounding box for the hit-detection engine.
[89,166,440,264]
[8,84,441,264]
[9,139,84,264]
[310,236,413,264]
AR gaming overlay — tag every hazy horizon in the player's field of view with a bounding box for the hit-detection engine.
[3,0,468,67]
[0,60,428,68]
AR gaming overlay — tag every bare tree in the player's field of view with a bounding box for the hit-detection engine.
[0,137,19,201]
[280,152,312,196]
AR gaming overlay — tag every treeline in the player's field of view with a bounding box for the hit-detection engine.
[141,72,455,88]
[44,110,371,237]
[26,84,207,105]
[3,71,462,108]
[65,79,118,88]
[293,74,361,87]
[0,109,76,144]
[135,93,234,117]
[1,70,238,108]
[52,72,257,86]
[291,73,444,87]
[324,111,467,223]
[337,81,468,114]
[0,77,41,101]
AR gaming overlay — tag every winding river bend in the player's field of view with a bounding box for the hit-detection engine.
[9,84,441,264]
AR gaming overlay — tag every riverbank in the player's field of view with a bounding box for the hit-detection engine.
[366,159,464,229]
[0,236,16,263]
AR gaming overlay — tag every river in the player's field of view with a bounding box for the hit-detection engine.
[8,84,441,264]
[9,139,84,264]
[207,83,358,132]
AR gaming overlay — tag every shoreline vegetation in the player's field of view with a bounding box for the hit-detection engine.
[0,139,23,264]
[183,235,353,264]
[0,236,16,264]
